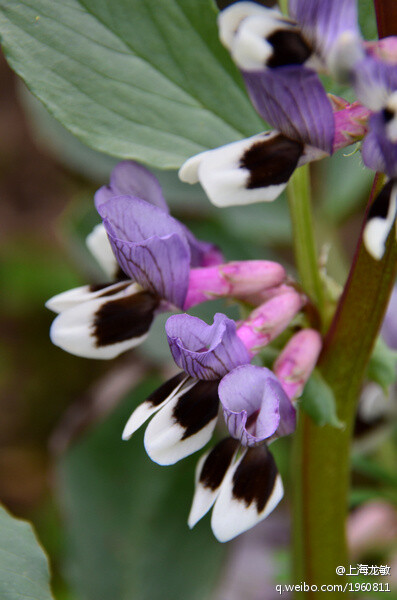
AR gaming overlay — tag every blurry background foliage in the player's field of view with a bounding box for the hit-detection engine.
[0,1,395,599]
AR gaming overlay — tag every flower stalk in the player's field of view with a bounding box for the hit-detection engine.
[287,164,325,320]
[291,169,397,596]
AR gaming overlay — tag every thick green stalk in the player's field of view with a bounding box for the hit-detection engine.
[287,165,324,317]
[291,169,397,597]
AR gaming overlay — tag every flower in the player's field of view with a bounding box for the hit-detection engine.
[179,0,370,208]
[188,328,321,542]
[350,62,397,259]
[122,289,322,541]
[46,161,286,359]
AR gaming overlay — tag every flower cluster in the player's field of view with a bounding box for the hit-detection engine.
[47,158,321,541]
[47,0,397,543]
[179,0,397,260]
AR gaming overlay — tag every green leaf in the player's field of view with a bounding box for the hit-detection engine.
[299,370,344,429]
[0,0,263,169]
[367,337,397,392]
[58,378,225,600]
[0,505,54,600]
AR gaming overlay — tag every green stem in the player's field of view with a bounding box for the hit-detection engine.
[287,165,325,318]
[292,171,397,597]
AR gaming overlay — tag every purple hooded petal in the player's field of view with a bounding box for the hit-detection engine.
[218,364,295,446]
[289,0,360,61]
[94,161,169,212]
[362,113,397,178]
[243,67,334,152]
[98,196,191,307]
[354,58,397,112]
[95,162,222,269]
[165,313,251,381]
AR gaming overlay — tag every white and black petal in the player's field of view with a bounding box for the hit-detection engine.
[49,283,160,359]
[85,223,121,280]
[363,179,397,260]
[122,373,193,440]
[188,438,239,528]
[144,380,220,465]
[218,3,311,72]
[211,445,283,542]
[46,281,132,314]
[179,132,304,207]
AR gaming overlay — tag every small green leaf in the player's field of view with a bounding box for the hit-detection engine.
[299,370,344,428]
[0,505,54,600]
[367,337,397,392]
[0,0,263,169]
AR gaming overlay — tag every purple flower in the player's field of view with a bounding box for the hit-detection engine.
[47,161,290,359]
[186,363,295,542]
[218,365,296,447]
[122,313,250,465]
[179,1,369,207]
[122,295,318,541]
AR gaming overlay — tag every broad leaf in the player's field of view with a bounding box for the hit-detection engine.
[0,505,54,600]
[58,378,225,600]
[299,370,343,429]
[0,0,263,168]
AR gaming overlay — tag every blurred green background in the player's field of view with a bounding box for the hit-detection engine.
[0,1,396,597]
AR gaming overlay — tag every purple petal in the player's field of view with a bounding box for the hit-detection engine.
[289,0,360,60]
[165,313,251,380]
[362,113,397,178]
[98,196,191,307]
[94,161,169,212]
[182,227,223,268]
[354,58,397,112]
[243,67,334,152]
[218,364,295,446]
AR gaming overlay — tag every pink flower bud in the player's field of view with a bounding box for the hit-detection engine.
[236,291,305,354]
[183,260,286,309]
[365,38,397,65]
[274,329,322,401]
[331,97,371,152]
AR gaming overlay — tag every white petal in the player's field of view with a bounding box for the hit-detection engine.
[178,152,208,184]
[86,224,119,278]
[230,15,273,71]
[49,283,154,359]
[180,132,290,208]
[385,92,397,143]
[218,2,281,51]
[211,448,283,542]
[188,452,214,527]
[364,181,397,260]
[45,281,132,313]
[188,438,239,528]
[144,381,219,465]
[122,375,193,440]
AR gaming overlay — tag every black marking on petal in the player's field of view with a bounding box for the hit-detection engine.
[382,107,394,124]
[145,372,187,408]
[232,446,278,512]
[240,134,303,189]
[367,179,394,220]
[89,281,131,296]
[267,29,312,68]
[93,290,159,347]
[199,437,239,491]
[173,380,220,440]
